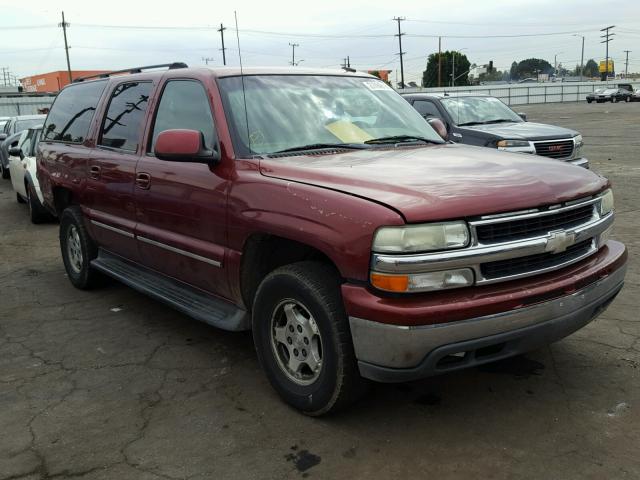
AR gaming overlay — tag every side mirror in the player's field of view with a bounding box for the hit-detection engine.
[9,147,23,158]
[0,133,7,142]
[518,112,527,121]
[154,129,220,164]
[427,118,448,140]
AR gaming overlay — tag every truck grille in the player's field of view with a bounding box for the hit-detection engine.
[481,240,594,280]
[476,204,596,243]
[534,139,574,159]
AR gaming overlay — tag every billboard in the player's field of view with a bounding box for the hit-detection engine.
[599,60,614,74]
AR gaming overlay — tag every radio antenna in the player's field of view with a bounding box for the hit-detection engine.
[234,10,251,153]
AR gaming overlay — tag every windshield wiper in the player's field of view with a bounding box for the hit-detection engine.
[458,119,515,126]
[363,135,439,145]
[272,143,368,154]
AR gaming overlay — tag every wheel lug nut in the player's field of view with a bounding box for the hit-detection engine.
[289,325,294,332]
[297,325,302,333]
[304,337,309,345]
[302,349,307,357]
[287,337,292,344]
[293,348,299,356]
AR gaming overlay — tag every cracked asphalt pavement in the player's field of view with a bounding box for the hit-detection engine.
[1,102,639,479]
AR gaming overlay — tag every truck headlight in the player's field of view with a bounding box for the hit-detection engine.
[599,189,614,216]
[574,134,584,157]
[373,221,470,253]
[497,139,530,148]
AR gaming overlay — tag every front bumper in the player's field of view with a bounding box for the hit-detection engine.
[347,242,626,382]
[568,157,589,169]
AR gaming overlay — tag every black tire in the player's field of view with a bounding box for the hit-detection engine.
[625,96,631,102]
[612,97,617,103]
[59,206,102,289]
[0,162,9,180]
[27,182,51,224]
[587,99,592,104]
[16,192,26,204]
[252,261,367,416]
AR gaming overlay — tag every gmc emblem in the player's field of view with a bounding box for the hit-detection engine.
[548,145,563,152]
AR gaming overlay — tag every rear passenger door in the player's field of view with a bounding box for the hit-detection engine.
[134,79,230,299]
[85,81,153,262]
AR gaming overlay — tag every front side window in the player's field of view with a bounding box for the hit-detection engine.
[100,82,152,151]
[43,80,107,143]
[18,129,34,157]
[440,96,522,126]
[151,80,216,151]
[218,75,443,156]
[413,100,442,119]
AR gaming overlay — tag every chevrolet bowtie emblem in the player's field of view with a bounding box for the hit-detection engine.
[545,230,576,254]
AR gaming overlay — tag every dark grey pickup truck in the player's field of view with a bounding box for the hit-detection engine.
[403,93,589,168]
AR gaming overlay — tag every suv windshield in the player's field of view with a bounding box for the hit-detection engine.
[440,96,522,126]
[218,75,443,156]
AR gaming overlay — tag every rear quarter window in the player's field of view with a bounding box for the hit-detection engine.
[42,80,107,144]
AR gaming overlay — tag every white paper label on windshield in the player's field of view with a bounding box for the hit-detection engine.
[363,80,392,91]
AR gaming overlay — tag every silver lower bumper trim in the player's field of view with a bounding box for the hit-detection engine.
[349,263,626,371]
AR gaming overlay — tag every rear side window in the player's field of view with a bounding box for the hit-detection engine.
[42,81,106,143]
[151,80,216,150]
[100,82,152,151]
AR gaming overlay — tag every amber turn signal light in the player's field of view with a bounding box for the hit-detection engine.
[370,273,409,292]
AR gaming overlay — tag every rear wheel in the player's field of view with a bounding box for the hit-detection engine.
[59,206,102,289]
[625,96,631,102]
[16,192,26,204]
[587,99,592,104]
[0,162,9,180]
[27,183,51,224]
[252,261,367,415]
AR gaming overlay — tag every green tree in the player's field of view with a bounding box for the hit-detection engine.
[422,51,471,87]
[516,58,554,78]
[583,59,599,78]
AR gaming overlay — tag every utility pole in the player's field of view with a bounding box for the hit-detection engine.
[347,56,350,68]
[59,11,72,83]
[573,34,585,80]
[289,43,299,66]
[393,17,405,89]
[218,24,227,66]
[451,52,455,87]
[624,50,631,76]
[438,36,442,88]
[202,57,214,65]
[600,25,615,81]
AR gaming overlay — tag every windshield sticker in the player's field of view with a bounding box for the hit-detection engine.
[363,80,392,91]
[325,120,374,143]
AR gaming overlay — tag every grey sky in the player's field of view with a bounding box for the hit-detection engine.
[1,0,639,84]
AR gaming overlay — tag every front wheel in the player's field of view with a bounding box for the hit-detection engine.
[587,99,593,104]
[625,96,631,102]
[252,261,367,415]
[0,162,9,180]
[59,206,102,289]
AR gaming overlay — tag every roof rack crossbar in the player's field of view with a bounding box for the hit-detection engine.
[73,62,188,83]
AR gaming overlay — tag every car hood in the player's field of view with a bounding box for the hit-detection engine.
[459,121,578,141]
[259,144,607,223]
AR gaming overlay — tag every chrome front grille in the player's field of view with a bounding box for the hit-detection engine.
[480,239,594,280]
[372,195,613,286]
[475,203,597,244]
[533,139,575,159]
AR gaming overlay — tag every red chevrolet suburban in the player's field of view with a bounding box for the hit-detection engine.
[37,64,627,415]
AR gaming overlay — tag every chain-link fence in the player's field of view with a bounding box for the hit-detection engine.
[399,81,640,106]
[0,94,56,116]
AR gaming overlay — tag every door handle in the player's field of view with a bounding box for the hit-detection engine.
[89,165,101,179]
[136,172,151,190]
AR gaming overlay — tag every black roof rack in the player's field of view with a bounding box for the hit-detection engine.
[73,62,188,83]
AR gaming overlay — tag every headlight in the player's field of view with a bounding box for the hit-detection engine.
[574,134,583,146]
[497,139,530,148]
[599,189,614,216]
[372,222,470,253]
